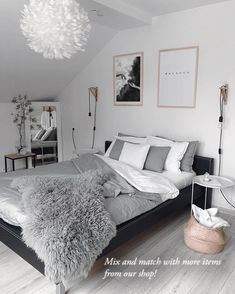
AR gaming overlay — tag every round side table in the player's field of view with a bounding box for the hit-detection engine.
[191,175,234,212]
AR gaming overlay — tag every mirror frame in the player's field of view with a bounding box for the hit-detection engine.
[26,101,63,163]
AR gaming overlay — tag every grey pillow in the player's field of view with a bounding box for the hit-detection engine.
[46,128,57,141]
[144,146,171,173]
[180,141,198,172]
[33,129,46,141]
[109,139,138,160]
[109,139,125,160]
[156,135,198,172]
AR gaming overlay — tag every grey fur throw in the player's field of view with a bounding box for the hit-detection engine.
[11,170,116,284]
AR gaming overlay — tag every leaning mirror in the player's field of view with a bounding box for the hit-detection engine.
[29,102,63,166]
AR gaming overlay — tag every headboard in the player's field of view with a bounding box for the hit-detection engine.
[105,140,214,176]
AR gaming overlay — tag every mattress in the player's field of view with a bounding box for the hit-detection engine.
[0,159,194,227]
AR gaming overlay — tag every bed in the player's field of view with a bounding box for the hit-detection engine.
[0,140,214,294]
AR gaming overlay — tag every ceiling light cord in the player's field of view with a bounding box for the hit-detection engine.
[217,85,235,208]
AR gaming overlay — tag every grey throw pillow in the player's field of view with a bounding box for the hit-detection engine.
[144,146,171,173]
[109,139,126,160]
[46,128,57,141]
[156,135,199,172]
[109,139,137,160]
[180,141,198,172]
[33,129,46,141]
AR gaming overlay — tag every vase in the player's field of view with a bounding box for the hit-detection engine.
[16,146,23,154]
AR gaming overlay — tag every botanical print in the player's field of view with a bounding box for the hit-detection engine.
[114,52,143,105]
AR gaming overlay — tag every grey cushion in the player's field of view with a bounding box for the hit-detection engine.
[144,146,171,173]
[109,139,126,160]
[33,129,46,141]
[46,128,57,141]
[180,141,198,172]
[109,139,137,160]
[156,135,198,172]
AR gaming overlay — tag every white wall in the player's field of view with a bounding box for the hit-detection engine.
[58,1,235,210]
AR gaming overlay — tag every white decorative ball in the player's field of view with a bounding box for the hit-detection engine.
[20,0,91,59]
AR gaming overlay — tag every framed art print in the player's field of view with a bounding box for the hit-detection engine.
[157,46,199,108]
[114,52,143,106]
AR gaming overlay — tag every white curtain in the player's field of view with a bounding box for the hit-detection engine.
[51,111,57,128]
[41,111,50,129]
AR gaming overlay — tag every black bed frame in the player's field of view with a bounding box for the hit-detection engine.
[0,141,214,292]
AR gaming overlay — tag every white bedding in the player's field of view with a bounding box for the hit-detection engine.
[0,178,26,226]
[97,155,179,201]
[149,170,195,190]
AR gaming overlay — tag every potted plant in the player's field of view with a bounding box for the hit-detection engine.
[11,95,35,153]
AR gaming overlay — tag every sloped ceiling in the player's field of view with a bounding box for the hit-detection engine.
[0,1,118,102]
[100,0,230,17]
[0,0,229,102]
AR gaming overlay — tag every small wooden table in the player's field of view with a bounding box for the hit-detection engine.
[5,152,37,172]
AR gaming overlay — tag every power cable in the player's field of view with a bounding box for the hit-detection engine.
[72,127,77,153]
[91,97,97,149]
[88,87,98,149]
[218,85,235,208]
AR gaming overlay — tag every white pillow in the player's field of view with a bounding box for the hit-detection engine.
[146,136,188,173]
[40,127,55,141]
[105,136,147,157]
[32,129,46,141]
[119,142,150,169]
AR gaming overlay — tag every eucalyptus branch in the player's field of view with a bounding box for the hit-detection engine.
[11,94,33,152]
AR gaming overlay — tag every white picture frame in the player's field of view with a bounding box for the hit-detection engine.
[157,46,199,108]
[113,52,143,106]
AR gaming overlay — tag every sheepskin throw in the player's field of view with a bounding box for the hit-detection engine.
[11,170,116,284]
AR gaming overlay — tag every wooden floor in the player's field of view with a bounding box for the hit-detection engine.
[0,210,235,294]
